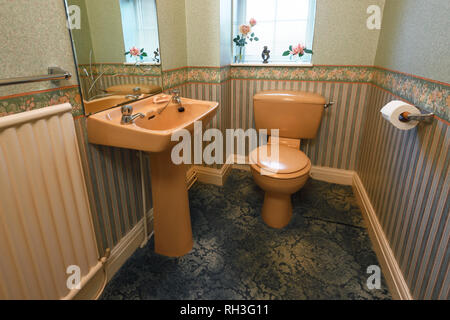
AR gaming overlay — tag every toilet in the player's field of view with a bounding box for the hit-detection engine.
[250,90,326,229]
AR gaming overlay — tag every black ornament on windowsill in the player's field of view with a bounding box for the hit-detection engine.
[153,48,160,63]
[262,46,270,64]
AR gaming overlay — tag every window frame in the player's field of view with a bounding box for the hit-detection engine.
[232,0,317,64]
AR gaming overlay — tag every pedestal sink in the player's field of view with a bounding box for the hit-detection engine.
[87,94,219,257]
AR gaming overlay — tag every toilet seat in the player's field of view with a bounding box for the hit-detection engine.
[250,144,311,179]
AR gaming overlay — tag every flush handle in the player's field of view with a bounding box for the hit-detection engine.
[324,101,335,109]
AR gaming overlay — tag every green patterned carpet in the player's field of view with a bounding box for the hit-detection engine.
[101,169,391,300]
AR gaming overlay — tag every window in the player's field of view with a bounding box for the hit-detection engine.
[233,0,316,63]
[119,0,160,63]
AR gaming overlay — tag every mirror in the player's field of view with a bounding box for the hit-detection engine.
[65,0,163,115]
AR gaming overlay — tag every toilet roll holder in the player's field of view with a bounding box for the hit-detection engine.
[399,111,435,123]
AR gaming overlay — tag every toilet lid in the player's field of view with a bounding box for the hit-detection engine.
[250,144,309,174]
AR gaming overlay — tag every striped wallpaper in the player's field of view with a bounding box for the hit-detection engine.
[74,117,152,255]
[178,81,231,167]
[358,86,449,300]
[183,81,231,132]
[230,79,370,170]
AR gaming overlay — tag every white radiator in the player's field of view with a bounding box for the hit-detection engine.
[0,104,103,300]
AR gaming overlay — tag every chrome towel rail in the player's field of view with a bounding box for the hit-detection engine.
[0,67,72,87]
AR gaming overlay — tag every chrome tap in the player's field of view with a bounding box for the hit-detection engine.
[121,105,145,124]
[171,88,182,106]
[125,87,142,101]
[125,94,141,101]
[157,89,183,115]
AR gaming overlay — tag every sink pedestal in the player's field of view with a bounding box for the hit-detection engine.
[148,149,193,257]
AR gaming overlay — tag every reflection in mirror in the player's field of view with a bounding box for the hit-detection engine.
[65,0,163,115]
[120,0,160,64]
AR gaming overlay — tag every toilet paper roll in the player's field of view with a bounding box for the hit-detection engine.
[380,100,420,130]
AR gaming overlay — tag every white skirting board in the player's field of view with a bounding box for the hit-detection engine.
[352,174,413,300]
[193,164,233,186]
[104,210,154,284]
[186,166,198,189]
[309,166,354,185]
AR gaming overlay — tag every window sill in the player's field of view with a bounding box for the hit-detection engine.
[230,62,313,67]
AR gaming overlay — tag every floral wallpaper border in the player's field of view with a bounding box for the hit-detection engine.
[1,66,448,122]
[0,86,83,117]
[373,68,449,121]
[163,65,378,85]
[78,63,162,77]
[230,65,375,83]
[162,67,230,89]
[163,65,449,121]
[220,66,231,82]
[187,67,221,83]
[162,68,189,89]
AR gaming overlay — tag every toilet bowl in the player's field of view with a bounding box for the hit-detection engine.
[250,144,311,228]
[251,90,326,229]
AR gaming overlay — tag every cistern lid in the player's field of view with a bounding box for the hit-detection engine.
[253,90,326,105]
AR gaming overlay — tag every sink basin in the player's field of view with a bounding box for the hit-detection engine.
[87,94,219,257]
[87,95,218,153]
